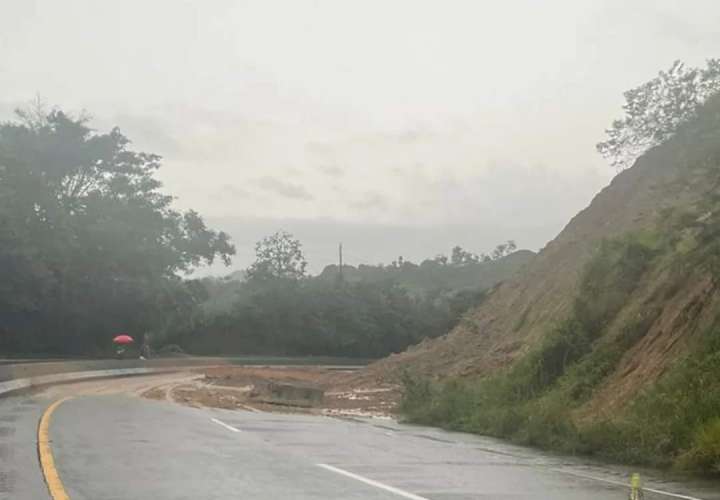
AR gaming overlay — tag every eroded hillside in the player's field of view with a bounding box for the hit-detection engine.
[362,96,720,473]
[365,130,695,379]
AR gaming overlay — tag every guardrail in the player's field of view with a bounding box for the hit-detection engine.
[0,357,237,383]
[0,367,177,396]
[0,357,233,397]
[0,356,367,397]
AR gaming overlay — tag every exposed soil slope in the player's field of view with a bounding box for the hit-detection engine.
[362,97,720,396]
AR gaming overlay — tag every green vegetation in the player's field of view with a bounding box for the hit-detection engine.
[401,231,663,444]
[173,232,528,358]
[401,228,720,473]
[0,106,234,355]
[401,212,720,475]
[315,241,526,295]
[400,68,720,477]
[584,329,720,470]
[0,105,530,359]
[597,59,720,170]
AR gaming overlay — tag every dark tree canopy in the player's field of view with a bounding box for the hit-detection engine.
[451,246,479,266]
[174,236,527,358]
[0,107,234,354]
[491,240,516,260]
[0,105,523,360]
[246,231,307,282]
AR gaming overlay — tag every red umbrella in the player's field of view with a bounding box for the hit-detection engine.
[113,334,134,345]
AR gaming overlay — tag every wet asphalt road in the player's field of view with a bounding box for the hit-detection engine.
[0,392,50,498]
[2,378,720,500]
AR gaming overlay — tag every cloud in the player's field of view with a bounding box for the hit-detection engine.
[286,167,304,175]
[317,164,345,177]
[348,191,390,212]
[110,112,183,157]
[217,184,253,199]
[200,215,537,276]
[6,0,719,267]
[305,141,333,155]
[252,176,314,200]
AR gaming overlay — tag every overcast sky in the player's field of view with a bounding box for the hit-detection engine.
[2,1,720,274]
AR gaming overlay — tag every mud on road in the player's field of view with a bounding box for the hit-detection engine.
[141,365,400,418]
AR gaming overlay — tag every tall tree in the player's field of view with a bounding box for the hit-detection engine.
[450,246,479,266]
[0,106,235,353]
[246,231,307,282]
[597,59,720,170]
[490,240,516,260]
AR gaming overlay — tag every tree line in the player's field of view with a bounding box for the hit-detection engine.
[173,232,527,358]
[0,104,524,358]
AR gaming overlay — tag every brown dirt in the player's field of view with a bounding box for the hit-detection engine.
[146,133,717,423]
[141,366,400,418]
[137,140,713,424]
[350,123,716,417]
[202,366,339,388]
[579,273,720,420]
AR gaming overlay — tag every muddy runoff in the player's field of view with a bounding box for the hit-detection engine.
[141,365,399,418]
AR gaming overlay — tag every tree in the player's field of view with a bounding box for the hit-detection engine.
[0,105,235,353]
[432,254,448,266]
[174,237,531,357]
[597,59,720,170]
[490,240,517,260]
[246,231,307,282]
[450,246,479,266]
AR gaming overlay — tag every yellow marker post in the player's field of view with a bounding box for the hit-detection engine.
[38,397,72,500]
[629,472,643,500]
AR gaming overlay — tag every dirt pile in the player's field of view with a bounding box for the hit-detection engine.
[143,366,399,417]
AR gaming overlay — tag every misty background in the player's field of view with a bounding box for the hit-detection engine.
[2,0,720,274]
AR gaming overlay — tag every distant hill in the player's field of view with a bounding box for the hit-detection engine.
[317,250,535,295]
[199,249,535,316]
[181,247,535,359]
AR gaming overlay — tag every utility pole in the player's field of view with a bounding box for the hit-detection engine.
[338,242,343,281]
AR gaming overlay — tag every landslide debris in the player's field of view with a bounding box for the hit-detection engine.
[142,366,399,418]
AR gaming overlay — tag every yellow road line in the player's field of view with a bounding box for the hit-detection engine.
[38,397,72,500]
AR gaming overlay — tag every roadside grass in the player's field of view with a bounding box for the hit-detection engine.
[400,229,720,475]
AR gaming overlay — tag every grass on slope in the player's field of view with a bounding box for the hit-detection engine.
[401,227,720,475]
[400,95,720,476]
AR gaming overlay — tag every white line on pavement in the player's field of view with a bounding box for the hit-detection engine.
[210,416,702,500]
[552,468,704,500]
[211,417,242,433]
[317,463,429,500]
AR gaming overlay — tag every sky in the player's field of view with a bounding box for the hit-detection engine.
[2,0,720,274]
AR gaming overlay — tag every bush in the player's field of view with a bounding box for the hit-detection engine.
[398,96,720,475]
[398,371,434,422]
[579,332,720,471]
[398,230,674,467]
[677,418,720,474]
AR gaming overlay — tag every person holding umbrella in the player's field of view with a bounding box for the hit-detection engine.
[112,334,134,359]
[140,333,152,360]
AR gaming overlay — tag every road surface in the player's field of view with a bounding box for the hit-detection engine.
[1,373,718,500]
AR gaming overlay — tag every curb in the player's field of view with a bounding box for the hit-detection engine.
[0,367,181,398]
